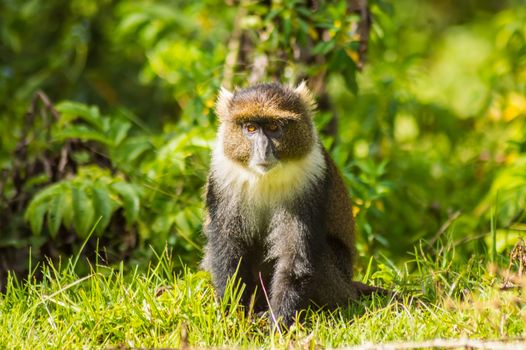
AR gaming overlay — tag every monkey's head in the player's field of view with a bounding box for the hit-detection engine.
[215,82,317,175]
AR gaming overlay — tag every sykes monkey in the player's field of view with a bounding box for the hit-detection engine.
[203,82,376,326]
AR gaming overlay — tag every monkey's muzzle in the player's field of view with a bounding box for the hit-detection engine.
[252,162,277,174]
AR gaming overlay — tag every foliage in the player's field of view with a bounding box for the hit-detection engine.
[2,2,526,346]
[1,0,526,282]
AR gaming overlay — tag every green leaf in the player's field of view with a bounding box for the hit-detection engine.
[47,192,66,238]
[375,0,394,16]
[370,263,395,284]
[283,18,292,41]
[56,101,103,131]
[116,11,149,35]
[312,40,336,55]
[53,125,112,145]
[175,211,191,236]
[114,137,152,165]
[329,49,358,94]
[111,182,140,224]
[62,183,74,230]
[25,202,48,235]
[92,185,115,236]
[27,182,63,207]
[109,119,132,146]
[72,186,95,238]
[25,182,67,235]
[342,66,358,95]
[296,7,312,17]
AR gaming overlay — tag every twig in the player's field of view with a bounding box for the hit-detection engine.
[259,271,282,336]
[57,141,71,174]
[36,273,99,308]
[35,90,60,121]
[0,169,8,201]
[221,4,247,89]
[339,338,526,350]
[347,0,371,69]
[248,54,268,85]
[502,238,526,289]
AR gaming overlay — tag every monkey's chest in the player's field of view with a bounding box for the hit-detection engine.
[241,205,276,259]
[239,201,273,236]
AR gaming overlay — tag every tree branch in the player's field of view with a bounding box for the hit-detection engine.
[221,4,247,90]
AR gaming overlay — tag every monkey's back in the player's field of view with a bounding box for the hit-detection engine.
[302,148,358,307]
[322,149,355,252]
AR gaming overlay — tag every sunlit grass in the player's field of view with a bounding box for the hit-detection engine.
[1,245,525,349]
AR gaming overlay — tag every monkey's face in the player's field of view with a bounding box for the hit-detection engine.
[216,83,317,175]
[241,120,281,173]
[220,117,315,174]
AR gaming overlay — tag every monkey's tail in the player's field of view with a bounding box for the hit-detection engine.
[352,281,391,297]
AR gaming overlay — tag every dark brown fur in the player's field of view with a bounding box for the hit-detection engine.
[203,83,370,326]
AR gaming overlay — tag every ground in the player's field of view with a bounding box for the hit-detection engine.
[1,248,525,349]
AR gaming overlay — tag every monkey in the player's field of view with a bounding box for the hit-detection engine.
[202,82,380,326]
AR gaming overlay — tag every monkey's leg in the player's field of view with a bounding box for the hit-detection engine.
[204,180,259,310]
[268,256,313,326]
[311,240,390,307]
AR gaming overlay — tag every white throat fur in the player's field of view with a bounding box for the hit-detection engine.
[211,127,326,207]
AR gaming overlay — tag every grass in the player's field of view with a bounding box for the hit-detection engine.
[1,242,525,349]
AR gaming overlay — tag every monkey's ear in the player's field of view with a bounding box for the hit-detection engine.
[215,87,234,121]
[294,81,317,115]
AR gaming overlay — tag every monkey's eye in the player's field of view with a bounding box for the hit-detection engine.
[245,124,258,133]
[266,122,280,132]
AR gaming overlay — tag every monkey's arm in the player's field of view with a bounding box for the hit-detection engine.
[203,179,254,306]
[204,223,250,299]
[266,202,324,326]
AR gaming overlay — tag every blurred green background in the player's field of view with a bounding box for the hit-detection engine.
[1,0,525,285]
